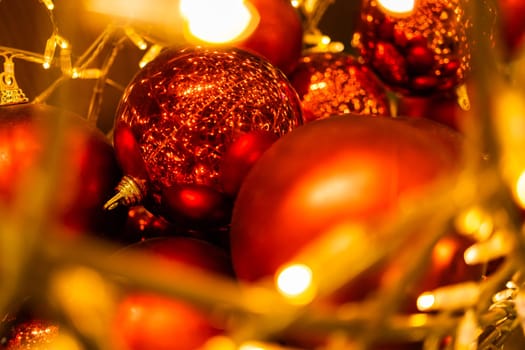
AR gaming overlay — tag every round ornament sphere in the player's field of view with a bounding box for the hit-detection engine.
[498,0,525,58]
[111,237,234,350]
[288,52,391,122]
[110,46,303,230]
[237,0,304,75]
[230,115,477,309]
[397,93,470,132]
[115,206,178,245]
[3,319,59,349]
[352,0,471,96]
[0,103,125,238]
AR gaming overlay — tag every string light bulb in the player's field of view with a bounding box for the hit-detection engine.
[515,170,525,208]
[43,36,57,69]
[40,0,55,10]
[417,282,480,312]
[55,35,70,49]
[180,0,259,44]
[275,263,316,305]
[376,0,417,17]
[71,68,102,79]
[463,230,513,265]
[124,27,148,50]
[139,44,163,68]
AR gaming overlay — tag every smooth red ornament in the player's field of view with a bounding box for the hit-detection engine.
[115,236,235,276]
[497,0,525,58]
[111,237,234,350]
[288,52,391,122]
[237,0,303,75]
[230,115,480,310]
[352,0,471,96]
[0,103,126,238]
[112,294,222,350]
[117,206,177,244]
[109,46,303,230]
[397,94,470,132]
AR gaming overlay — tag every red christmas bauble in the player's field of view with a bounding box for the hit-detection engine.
[0,103,126,238]
[288,52,391,122]
[219,130,278,196]
[115,236,234,276]
[498,0,525,58]
[397,94,470,132]
[230,115,479,309]
[237,0,303,75]
[3,319,59,349]
[352,0,471,96]
[111,237,234,350]
[110,46,303,230]
[117,206,177,244]
[112,294,222,350]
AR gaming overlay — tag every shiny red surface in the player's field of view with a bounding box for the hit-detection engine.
[111,237,234,350]
[114,46,303,228]
[353,0,471,95]
[238,0,303,75]
[230,115,479,308]
[0,103,125,237]
[288,52,390,122]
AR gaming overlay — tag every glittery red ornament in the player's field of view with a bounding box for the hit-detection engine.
[352,0,471,96]
[111,237,233,350]
[4,320,59,349]
[0,103,126,238]
[108,46,302,230]
[230,115,479,307]
[237,0,304,75]
[288,52,391,122]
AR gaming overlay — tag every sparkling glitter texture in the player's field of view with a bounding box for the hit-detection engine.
[288,52,391,122]
[352,0,471,96]
[114,46,303,207]
[5,320,59,349]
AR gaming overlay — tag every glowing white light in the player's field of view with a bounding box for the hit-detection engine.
[516,170,525,208]
[275,264,315,303]
[239,343,266,350]
[180,0,256,44]
[377,0,416,16]
[417,292,435,311]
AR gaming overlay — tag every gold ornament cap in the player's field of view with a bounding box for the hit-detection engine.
[0,55,29,106]
[103,175,146,210]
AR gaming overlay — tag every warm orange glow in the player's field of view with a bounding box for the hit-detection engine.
[377,0,416,17]
[432,238,456,268]
[180,0,258,44]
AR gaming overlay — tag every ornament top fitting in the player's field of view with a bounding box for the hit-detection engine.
[0,55,29,106]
